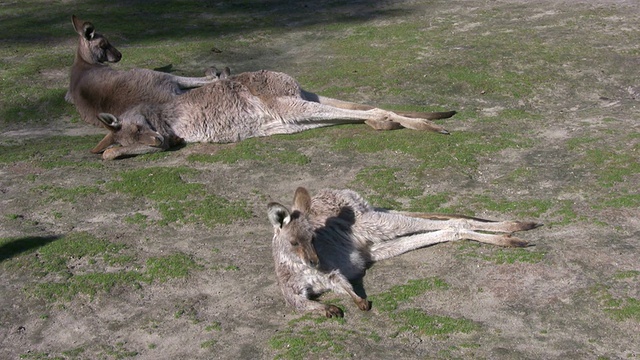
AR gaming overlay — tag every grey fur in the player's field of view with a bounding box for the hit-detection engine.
[94,70,456,160]
[267,187,542,318]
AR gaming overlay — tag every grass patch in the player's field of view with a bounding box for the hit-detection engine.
[596,193,640,209]
[99,342,138,359]
[1,232,203,303]
[187,138,309,165]
[457,243,546,264]
[0,232,125,275]
[605,298,640,322]
[269,324,353,360]
[34,184,103,203]
[450,194,575,225]
[200,339,217,349]
[0,135,105,167]
[585,149,640,188]
[592,272,640,322]
[370,277,449,312]
[613,270,640,280]
[33,271,145,301]
[124,213,149,227]
[353,166,423,208]
[108,166,251,226]
[332,130,528,174]
[205,322,222,332]
[407,192,455,213]
[145,253,202,282]
[569,136,640,190]
[396,309,478,336]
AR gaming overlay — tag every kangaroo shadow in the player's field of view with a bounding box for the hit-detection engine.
[0,235,61,263]
[313,206,372,307]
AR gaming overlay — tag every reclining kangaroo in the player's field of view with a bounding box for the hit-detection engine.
[67,15,217,128]
[93,68,457,159]
[71,19,456,159]
[267,188,542,318]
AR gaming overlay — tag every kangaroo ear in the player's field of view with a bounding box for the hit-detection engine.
[292,187,311,213]
[71,15,83,33]
[82,22,95,40]
[72,15,95,40]
[267,203,291,228]
[97,113,121,130]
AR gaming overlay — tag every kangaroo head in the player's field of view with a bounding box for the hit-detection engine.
[91,112,171,160]
[72,15,122,65]
[267,187,320,268]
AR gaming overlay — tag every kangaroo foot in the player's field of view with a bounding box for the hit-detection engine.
[365,119,403,130]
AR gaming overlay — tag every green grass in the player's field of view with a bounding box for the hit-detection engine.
[1,232,203,303]
[34,184,103,203]
[407,192,455,213]
[145,253,202,282]
[353,166,424,208]
[333,130,529,174]
[370,277,449,312]
[0,135,105,167]
[200,339,217,349]
[613,270,640,280]
[269,277,460,359]
[591,271,640,322]
[0,232,125,275]
[187,138,310,165]
[449,194,575,225]
[124,213,149,227]
[584,149,640,188]
[396,309,478,336]
[205,322,222,332]
[269,324,354,360]
[605,298,640,322]
[19,352,64,360]
[30,251,202,302]
[108,166,252,226]
[457,242,546,265]
[567,134,640,189]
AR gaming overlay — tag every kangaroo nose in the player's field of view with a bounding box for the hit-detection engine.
[308,257,319,268]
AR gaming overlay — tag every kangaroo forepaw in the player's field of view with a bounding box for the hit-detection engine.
[356,298,372,311]
[205,66,219,79]
[325,305,345,318]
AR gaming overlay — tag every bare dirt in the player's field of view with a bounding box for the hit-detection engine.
[1,1,639,359]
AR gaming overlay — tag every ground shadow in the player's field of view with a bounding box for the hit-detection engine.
[0,235,62,263]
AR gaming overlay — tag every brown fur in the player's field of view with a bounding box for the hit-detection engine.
[67,15,216,127]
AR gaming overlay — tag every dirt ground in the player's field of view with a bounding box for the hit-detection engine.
[1,0,639,359]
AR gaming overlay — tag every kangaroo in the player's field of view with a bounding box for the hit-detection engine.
[267,187,542,318]
[92,69,457,160]
[67,15,217,127]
